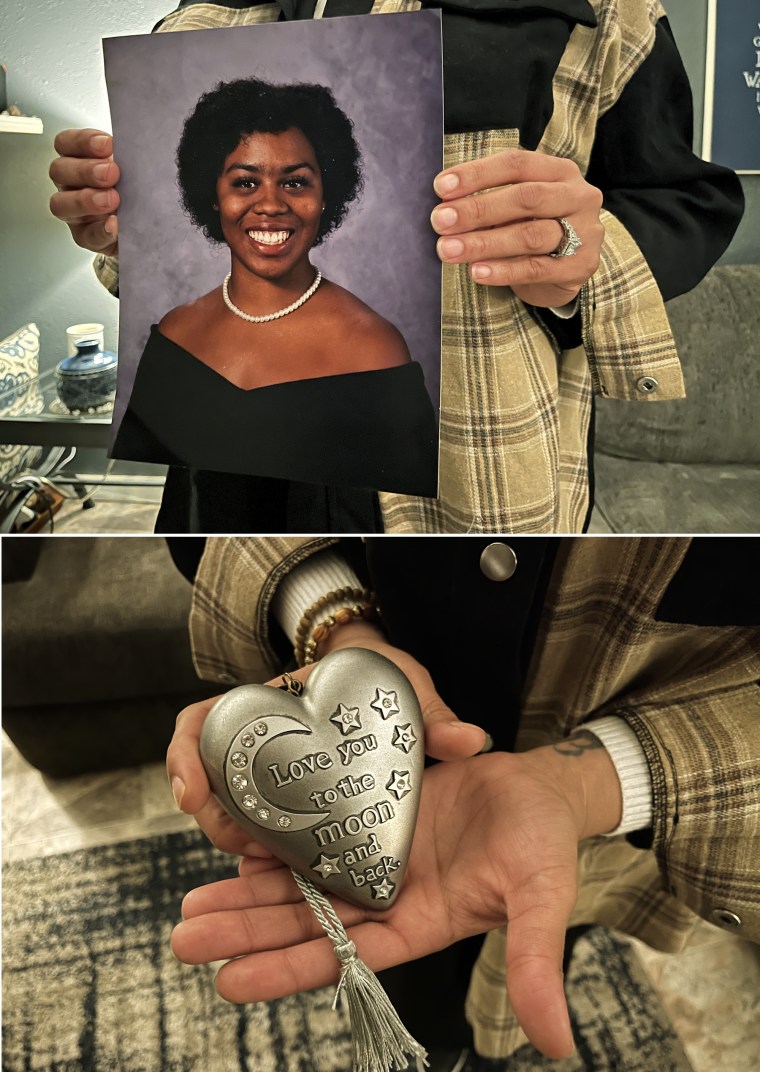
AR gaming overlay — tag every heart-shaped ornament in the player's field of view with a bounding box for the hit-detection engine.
[200,648,423,911]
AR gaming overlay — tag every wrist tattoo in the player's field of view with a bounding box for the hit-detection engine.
[552,729,604,757]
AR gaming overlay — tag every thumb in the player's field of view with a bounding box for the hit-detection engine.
[405,661,488,761]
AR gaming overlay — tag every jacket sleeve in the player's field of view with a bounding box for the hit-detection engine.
[614,677,760,943]
[188,536,339,684]
[93,252,120,296]
[585,17,744,303]
[539,13,744,399]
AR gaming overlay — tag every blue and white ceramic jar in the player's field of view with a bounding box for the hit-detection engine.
[56,338,118,412]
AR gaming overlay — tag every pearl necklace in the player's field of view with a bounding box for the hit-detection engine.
[222,269,322,323]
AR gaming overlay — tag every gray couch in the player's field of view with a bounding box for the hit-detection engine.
[2,537,217,776]
[593,264,760,533]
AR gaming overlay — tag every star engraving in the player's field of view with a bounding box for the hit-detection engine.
[370,688,400,720]
[311,854,341,879]
[386,770,413,801]
[391,724,417,754]
[372,878,395,901]
[330,703,362,735]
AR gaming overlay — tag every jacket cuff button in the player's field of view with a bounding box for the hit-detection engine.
[636,375,658,395]
[711,907,742,929]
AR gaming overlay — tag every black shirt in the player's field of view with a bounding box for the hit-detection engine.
[112,326,439,496]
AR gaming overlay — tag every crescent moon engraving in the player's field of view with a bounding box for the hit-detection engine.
[224,714,330,832]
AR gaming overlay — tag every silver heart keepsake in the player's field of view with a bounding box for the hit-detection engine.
[200,648,424,911]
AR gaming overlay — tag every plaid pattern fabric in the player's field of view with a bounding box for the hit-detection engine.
[94,253,119,296]
[189,536,337,683]
[378,0,682,532]
[467,536,760,1057]
[154,1,280,28]
[95,0,682,530]
[383,127,593,534]
[191,536,760,1057]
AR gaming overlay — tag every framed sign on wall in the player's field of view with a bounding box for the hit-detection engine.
[703,0,760,174]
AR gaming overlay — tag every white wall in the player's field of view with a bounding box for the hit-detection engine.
[0,0,169,366]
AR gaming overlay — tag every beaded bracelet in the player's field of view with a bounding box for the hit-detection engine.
[301,602,380,666]
[293,586,376,666]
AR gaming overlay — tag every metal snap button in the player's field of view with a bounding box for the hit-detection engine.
[636,375,659,395]
[711,908,742,929]
[479,542,518,582]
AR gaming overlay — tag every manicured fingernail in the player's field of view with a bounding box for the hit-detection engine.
[439,238,464,258]
[472,264,492,280]
[93,191,113,209]
[171,776,185,808]
[93,162,110,181]
[434,172,460,195]
[91,134,110,154]
[104,216,115,236]
[432,206,458,229]
[479,732,494,753]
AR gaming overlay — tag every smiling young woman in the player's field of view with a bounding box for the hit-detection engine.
[218,128,325,292]
[111,77,438,529]
[158,126,411,391]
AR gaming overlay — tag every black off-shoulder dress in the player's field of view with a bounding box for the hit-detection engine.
[111,327,438,532]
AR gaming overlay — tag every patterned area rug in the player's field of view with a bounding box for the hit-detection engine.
[3,829,693,1072]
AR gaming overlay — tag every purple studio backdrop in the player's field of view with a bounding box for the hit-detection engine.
[103,10,444,448]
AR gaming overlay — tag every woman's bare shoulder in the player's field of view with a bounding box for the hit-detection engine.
[157,289,220,347]
[323,283,411,369]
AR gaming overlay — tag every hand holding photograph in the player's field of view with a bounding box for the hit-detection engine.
[103,12,442,520]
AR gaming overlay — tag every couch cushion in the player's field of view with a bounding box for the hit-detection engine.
[2,537,202,707]
[594,265,760,464]
[0,323,45,481]
[593,454,760,533]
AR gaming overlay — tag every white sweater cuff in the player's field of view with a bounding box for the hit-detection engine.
[271,550,364,646]
[548,295,580,319]
[584,716,653,836]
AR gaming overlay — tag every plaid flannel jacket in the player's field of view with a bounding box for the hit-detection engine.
[189,536,760,1058]
[97,0,683,533]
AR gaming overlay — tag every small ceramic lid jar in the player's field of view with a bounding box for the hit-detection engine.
[56,338,118,412]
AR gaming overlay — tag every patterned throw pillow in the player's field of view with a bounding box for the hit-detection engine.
[0,323,45,482]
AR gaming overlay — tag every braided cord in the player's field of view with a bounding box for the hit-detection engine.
[289,868,428,1071]
[291,870,356,961]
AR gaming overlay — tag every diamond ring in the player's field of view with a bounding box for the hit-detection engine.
[549,217,583,258]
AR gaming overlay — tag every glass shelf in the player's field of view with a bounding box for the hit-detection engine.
[0,368,113,448]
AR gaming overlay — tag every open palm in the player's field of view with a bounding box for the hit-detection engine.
[173,750,581,1059]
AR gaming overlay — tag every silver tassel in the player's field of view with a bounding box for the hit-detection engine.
[291,870,428,1072]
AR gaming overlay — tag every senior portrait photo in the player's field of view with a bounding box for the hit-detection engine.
[103,12,442,531]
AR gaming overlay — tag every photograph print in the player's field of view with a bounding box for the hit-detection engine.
[104,11,443,499]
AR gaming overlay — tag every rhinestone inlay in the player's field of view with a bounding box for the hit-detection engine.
[231,774,248,791]
[242,795,258,809]
[230,752,247,768]
[240,733,256,748]
[277,815,292,828]
[257,807,270,820]
[254,722,268,736]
